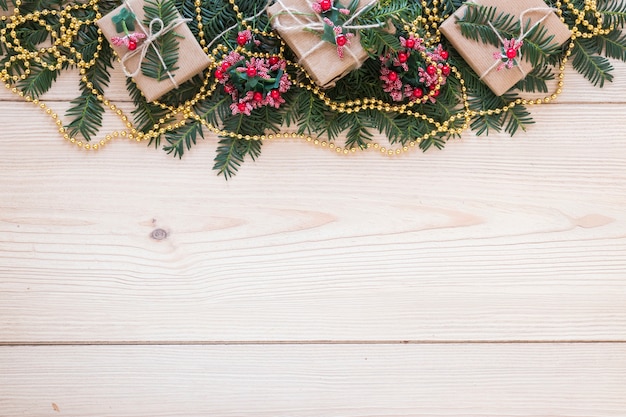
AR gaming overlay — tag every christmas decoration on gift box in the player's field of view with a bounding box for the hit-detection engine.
[1,0,625,178]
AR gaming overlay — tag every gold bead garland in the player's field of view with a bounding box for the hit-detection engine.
[0,0,609,155]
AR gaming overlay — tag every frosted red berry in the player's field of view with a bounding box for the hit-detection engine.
[237,34,248,46]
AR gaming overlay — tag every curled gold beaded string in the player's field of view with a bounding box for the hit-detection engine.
[0,0,608,155]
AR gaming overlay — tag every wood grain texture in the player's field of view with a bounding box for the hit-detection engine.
[1,100,625,342]
[1,344,625,417]
[1,46,626,416]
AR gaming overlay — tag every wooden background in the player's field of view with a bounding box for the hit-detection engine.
[1,57,625,416]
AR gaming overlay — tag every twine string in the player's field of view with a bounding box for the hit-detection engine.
[205,4,271,51]
[270,0,382,67]
[120,0,192,87]
[479,7,556,80]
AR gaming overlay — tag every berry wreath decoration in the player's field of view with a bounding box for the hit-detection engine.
[0,0,625,178]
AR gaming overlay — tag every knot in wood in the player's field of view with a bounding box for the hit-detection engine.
[150,228,168,240]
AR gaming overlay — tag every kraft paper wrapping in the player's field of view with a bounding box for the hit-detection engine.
[96,0,212,102]
[267,0,372,88]
[440,0,572,96]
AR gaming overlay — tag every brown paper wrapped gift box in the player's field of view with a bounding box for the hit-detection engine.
[440,0,572,96]
[267,0,373,88]
[96,0,212,102]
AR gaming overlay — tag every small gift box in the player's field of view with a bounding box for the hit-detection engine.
[267,0,372,88]
[96,0,211,102]
[440,0,571,96]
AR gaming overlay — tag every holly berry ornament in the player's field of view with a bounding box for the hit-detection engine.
[215,51,292,116]
[380,35,450,103]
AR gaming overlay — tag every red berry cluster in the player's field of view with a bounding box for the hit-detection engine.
[215,48,291,116]
[380,36,451,103]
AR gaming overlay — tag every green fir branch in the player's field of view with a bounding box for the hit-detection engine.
[142,0,182,81]
[213,135,263,179]
[367,109,408,144]
[502,99,534,135]
[419,133,447,151]
[344,112,373,149]
[127,78,172,137]
[571,38,614,86]
[597,0,626,28]
[17,62,59,98]
[284,89,328,136]
[514,65,555,93]
[65,93,104,141]
[163,119,204,158]
[457,4,518,47]
[595,29,626,61]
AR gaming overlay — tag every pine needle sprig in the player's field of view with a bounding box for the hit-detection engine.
[142,0,181,81]
[163,118,204,157]
[127,78,172,137]
[571,37,615,87]
[65,92,105,141]
[344,112,374,149]
[457,5,518,47]
[594,29,626,61]
[283,89,328,137]
[213,134,263,179]
[199,0,238,47]
[597,0,626,28]
[17,61,59,98]
[194,91,232,129]
[514,65,555,93]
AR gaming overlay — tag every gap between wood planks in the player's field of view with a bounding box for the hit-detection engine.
[1,340,625,346]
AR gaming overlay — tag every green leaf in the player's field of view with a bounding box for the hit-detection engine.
[112,8,136,32]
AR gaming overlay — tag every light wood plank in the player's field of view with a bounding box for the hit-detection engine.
[1,344,625,417]
[1,100,625,342]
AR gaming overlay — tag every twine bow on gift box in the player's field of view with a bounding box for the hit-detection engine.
[479,6,558,80]
[117,0,191,88]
